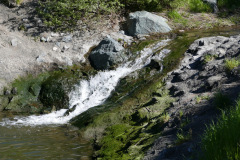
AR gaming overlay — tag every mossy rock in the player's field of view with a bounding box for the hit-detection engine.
[39,69,83,110]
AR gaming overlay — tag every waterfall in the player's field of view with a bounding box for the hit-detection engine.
[0,39,170,126]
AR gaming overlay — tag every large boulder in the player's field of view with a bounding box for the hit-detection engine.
[127,11,172,36]
[89,36,125,70]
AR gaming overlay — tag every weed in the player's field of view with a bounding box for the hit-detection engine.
[175,128,192,145]
[180,117,191,128]
[167,10,188,27]
[201,98,240,160]
[179,110,184,118]
[16,0,22,5]
[218,0,240,9]
[203,54,215,63]
[189,0,212,13]
[213,92,231,109]
[160,112,170,123]
[196,94,210,104]
[225,58,240,72]
[168,10,182,20]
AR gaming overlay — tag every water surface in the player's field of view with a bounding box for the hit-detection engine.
[0,113,92,160]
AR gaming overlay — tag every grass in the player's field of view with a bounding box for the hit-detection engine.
[175,129,192,145]
[225,58,240,72]
[218,0,240,9]
[204,54,215,63]
[201,98,240,160]
[188,0,212,13]
[213,92,231,109]
[196,94,210,104]
[167,10,188,27]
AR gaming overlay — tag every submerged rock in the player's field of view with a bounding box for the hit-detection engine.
[89,36,126,70]
[127,11,172,36]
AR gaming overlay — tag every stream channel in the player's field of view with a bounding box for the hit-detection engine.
[0,27,240,159]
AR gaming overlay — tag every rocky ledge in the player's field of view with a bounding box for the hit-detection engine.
[145,34,240,159]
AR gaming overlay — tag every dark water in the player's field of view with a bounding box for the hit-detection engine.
[0,113,92,160]
[0,26,240,160]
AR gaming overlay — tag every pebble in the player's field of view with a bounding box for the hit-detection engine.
[11,39,18,47]
[61,45,70,52]
[62,35,72,42]
[53,47,58,51]
[51,32,59,37]
[40,37,47,42]
[22,18,29,22]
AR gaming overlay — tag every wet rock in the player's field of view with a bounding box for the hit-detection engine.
[127,11,172,36]
[147,59,163,71]
[64,105,77,116]
[89,36,125,70]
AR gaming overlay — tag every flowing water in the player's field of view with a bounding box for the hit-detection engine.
[0,39,170,126]
[0,39,170,159]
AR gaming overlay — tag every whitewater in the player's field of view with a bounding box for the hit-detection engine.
[0,39,170,126]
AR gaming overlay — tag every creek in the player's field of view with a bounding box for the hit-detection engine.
[0,27,240,159]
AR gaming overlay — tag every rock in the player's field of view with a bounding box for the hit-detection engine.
[207,75,223,89]
[51,32,59,37]
[40,37,47,42]
[11,39,18,47]
[127,11,172,36]
[56,42,61,48]
[62,35,72,42]
[203,0,218,13]
[61,45,70,52]
[36,52,47,63]
[53,47,58,51]
[89,36,125,70]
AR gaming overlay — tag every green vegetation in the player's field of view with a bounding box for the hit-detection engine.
[203,54,215,63]
[201,98,240,160]
[196,94,210,104]
[72,81,175,159]
[37,0,122,31]
[218,0,240,9]
[213,92,231,109]
[176,129,192,145]
[35,0,220,31]
[225,58,240,72]
[189,0,212,12]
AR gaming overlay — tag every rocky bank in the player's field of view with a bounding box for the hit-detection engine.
[145,34,240,159]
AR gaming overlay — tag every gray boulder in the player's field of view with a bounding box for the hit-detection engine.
[127,11,172,36]
[89,36,125,70]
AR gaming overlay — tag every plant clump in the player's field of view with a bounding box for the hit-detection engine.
[201,97,240,160]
